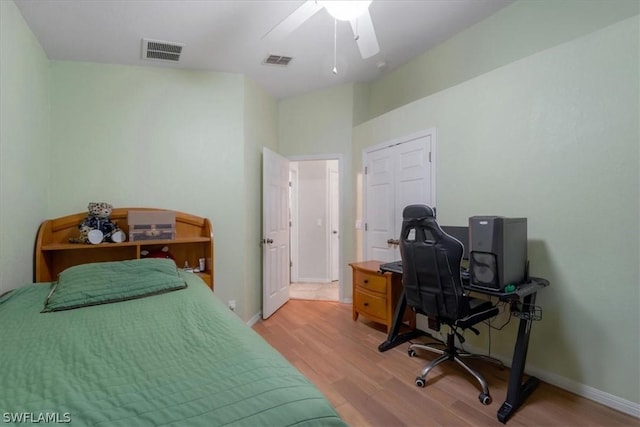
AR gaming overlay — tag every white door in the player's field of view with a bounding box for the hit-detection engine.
[262,148,290,319]
[365,147,396,262]
[364,131,435,262]
[394,136,433,233]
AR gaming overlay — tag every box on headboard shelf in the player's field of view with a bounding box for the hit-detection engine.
[128,211,176,241]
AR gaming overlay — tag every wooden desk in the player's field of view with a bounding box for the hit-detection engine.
[349,261,415,333]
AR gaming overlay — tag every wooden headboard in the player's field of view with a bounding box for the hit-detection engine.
[34,208,214,289]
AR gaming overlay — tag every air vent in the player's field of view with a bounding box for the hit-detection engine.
[263,54,293,66]
[142,38,184,62]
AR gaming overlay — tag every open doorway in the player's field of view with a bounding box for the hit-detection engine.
[289,158,340,301]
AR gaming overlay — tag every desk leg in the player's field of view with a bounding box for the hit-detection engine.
[378,289,423,352]
[497,292,540,423]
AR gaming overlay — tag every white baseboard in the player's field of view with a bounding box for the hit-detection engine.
[295,277,330,284]
[460,342,640,418]
[247,312,261,327]
[525,363,640,418]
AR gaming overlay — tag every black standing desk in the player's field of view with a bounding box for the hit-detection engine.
[378,261,549,424]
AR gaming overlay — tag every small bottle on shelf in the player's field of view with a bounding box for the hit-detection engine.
[183,261,194,273]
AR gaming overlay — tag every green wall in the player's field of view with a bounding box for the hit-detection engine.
[1,2,275,319]
[243,77,278,321]
[48,62,247,310]
[277,84,357,301]
[0,0,50,294]
[354,15,639,405]
[368,0,640,119]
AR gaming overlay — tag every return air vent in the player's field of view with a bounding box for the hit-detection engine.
[263,54,293,66]
[142,38,184,62]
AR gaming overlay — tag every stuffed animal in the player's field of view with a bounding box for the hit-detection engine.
[69,202,126,244]
[69,224,94,244]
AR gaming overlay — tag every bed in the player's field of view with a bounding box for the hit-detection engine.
[0,209,345,426]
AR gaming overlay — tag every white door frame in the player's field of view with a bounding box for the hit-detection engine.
[288,154,344,302]
[328,161,340,282]
[289,163,300,283]
[362,128,437,261]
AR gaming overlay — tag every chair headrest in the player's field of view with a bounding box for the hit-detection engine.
[403,204,435,220]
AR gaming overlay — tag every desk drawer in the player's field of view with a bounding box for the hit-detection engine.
[354,288,387,321]
[354,270,387,294]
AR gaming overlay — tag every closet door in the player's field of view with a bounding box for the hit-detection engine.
[365,147,395,262]
[364,131,435,262]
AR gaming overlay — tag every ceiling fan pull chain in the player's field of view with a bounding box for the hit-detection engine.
[332,18,338,74]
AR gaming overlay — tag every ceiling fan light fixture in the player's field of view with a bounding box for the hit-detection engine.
[321,0,371,21]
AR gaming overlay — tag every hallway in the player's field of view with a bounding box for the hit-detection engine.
[290,282,339,301]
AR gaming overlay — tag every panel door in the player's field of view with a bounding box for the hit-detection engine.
[394,135,433,233]
[364,132,435,262]
[365,147,395,262]
[262,148,290,319]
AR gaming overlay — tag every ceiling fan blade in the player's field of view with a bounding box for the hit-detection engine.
[263,1,324,41]
[350,10,380,59]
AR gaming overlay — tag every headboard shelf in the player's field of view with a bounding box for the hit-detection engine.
[35,208,214,289]
[41,237,212,251]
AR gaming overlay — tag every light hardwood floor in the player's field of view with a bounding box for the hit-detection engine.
[253,300,638,427]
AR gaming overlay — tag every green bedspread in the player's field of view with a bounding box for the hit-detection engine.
[0,273,346,426]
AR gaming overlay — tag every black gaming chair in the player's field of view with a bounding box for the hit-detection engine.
[400,204,500,405]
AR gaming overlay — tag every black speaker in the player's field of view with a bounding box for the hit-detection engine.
[469,216,527,291]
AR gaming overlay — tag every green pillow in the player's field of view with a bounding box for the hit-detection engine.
[42,258,186,312]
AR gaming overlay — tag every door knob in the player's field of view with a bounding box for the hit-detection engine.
[387,238,395,245]
[262,238,274,244]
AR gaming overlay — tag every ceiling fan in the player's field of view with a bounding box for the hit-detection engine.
[263,0,380,59]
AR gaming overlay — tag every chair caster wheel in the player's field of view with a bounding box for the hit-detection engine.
[415,377,426,388]
[479,393,492,405]
[408,349,417,358]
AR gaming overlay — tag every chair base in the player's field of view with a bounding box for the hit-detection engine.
[408,333,502,406]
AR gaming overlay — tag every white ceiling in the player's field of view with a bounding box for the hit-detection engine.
[14,0,512,99]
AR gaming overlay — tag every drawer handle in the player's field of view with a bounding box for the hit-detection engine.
[364,279,369,284]
[364,302,369,307]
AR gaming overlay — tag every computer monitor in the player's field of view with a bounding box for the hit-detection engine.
[440,225,469,260]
